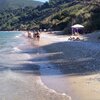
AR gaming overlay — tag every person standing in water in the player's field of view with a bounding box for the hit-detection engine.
[27,31,32,38]
[33,30,40,41]
[37,31,40,39]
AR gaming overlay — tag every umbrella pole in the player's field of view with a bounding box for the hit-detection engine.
[72,28,73,35]
[77,28,79,35]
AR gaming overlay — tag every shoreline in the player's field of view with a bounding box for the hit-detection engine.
[21,31,71,100]
[37,33,79,100]
[28,32,78,99]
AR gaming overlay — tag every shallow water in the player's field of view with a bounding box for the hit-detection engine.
[0,31,70,100]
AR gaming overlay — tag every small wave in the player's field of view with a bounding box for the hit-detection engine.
[13,47,22,52]
[15,35,20,38]
[15,34,22,39]
[37,77,71,100]
[12,47,32,59]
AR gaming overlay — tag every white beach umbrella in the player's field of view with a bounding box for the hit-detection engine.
[71,24,84,29]
[71,24,84,34]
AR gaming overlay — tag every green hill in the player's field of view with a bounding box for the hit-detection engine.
[39,0,100,33]
[0,0,43,10]
[0,0,100,33]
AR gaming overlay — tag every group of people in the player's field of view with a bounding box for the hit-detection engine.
[27,31,40,40]
[68,36,80,41]
[68,33,81,41]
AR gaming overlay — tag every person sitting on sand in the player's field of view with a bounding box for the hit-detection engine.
[68,37,72,40]
[75,37,80,41]
[68,37,75,41]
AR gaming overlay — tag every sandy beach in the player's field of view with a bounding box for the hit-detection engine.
[29,31,100,100]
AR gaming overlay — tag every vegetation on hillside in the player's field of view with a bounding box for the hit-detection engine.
[0,0,100,34]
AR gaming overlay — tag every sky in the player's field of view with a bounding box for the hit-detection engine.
[36,0,49,2]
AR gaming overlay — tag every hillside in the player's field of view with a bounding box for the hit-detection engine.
[0,0,100,33]
[40,0,100,33]
[0,0,43,10]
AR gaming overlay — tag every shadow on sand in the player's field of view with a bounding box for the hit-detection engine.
[0,63,40,75]
[26,41,100,76]
[1,41,100,76]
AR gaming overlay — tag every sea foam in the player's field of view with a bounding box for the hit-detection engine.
[13,47,22,52]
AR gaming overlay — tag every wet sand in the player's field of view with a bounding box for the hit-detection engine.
[32,32,100,100]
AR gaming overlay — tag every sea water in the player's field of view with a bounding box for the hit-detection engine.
[0,31,70,100]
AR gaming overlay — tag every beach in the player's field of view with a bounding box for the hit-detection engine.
[0,31,100,100]
[30,31,100,100]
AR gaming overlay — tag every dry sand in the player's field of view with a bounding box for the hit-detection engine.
[32,31,100,100]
